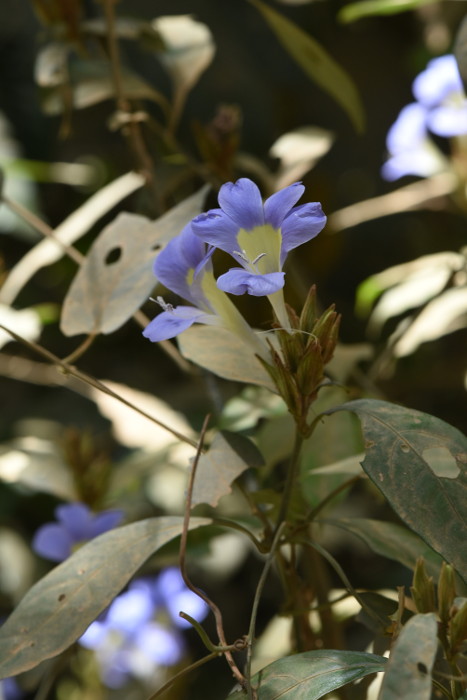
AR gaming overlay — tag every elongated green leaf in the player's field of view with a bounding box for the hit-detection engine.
[0,516,210,678]
[247,0,364,132]
[228,649,386,699]
[328,399,467,582]
[339,0,437,23]
[379,613,438,699]
[327,518,444,578]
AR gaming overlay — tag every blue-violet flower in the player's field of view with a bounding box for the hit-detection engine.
[191,178,326,327]
[79,568,209,688]
[32,503,123,562]
[382,54,467,181]
[142,222,268,358]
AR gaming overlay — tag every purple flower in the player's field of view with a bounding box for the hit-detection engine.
[79,568,209,688]
[191,179,326,298]
[381,103,447,181]
[0,678,24,700]
[143,223,269,357]
[382,54,467,180]
[32,503,124,562]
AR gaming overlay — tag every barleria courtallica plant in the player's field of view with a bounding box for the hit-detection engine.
[0,1,466,700]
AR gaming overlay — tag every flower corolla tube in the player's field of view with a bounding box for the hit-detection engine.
[191,178,326,326]
[382,54,467,181]
[142,222,268,357]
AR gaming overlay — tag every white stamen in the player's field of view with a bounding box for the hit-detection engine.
[233,249,250,263]
[233,249,267,272]
[150,296,174,312]
[252,252,267,265]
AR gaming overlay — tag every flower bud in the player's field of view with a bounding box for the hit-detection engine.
[411,558,436,613]
[437,563,456,624]
[450,598,467,653]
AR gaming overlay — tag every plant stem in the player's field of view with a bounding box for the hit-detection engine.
[245,523,286,699]
[274,429,304,532]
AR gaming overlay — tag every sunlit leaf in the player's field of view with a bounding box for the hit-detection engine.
[178,325,277,391]
[0,516,210,678]
[269,126,334,189]
[247,0,365,132]
[327,518,444,578]
[89,380,195,451]
[152,15,215,126]
[0,171,145,306]
[228,649,387,699]
[339,0,438,23]
[82,17,165,51]
[360,251,465,330]
[0,438,77,501]
[393,287,467,357]
[378,613,438,700]
[41,59,165,114]
[327,399,467,582]
[0,305,41,350]
[192,431,263,508]
[60,186,209,335]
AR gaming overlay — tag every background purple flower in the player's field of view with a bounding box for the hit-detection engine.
[382,54,466,180]
[32,503,123,562]
[79,568,209,688]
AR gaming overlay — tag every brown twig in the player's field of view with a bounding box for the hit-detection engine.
[179,414,248,690]
[0,323,198,448]
[100,0,161,208]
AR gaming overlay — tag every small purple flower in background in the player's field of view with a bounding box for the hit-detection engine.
[192,178,326,327]
[382,54,467,181]
[79,568,209,688]
[143,222,269,358]
[0,677,24,700]
[32,503,123,562]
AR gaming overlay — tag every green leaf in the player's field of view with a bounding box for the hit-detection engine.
[228,649,387,699]
[378,613,438,699]
[327,518,444,579]
[192,431,263,508]
[178,325,276,391]
[339,0,438,24]
[247,0,365,132]
[0,516,210,678]
[60,186,209,336]
[327,399,467,582]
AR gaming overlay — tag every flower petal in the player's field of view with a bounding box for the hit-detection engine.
[386,103,428,155]
[191,208,239,255]
[427,104,467,137]
[135,622,184,665]
[154,224,206,302]
[32,523,74,562]
[142,306,215,342]
[217,178,264,229]
[91,510,124,538]
[106,588,155,633]
[280,202,326,261]
[264,182,305,229]
[56,503,93,540]
[217,268,285,296]
[413,54,464,108]
[381,146,446,180]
